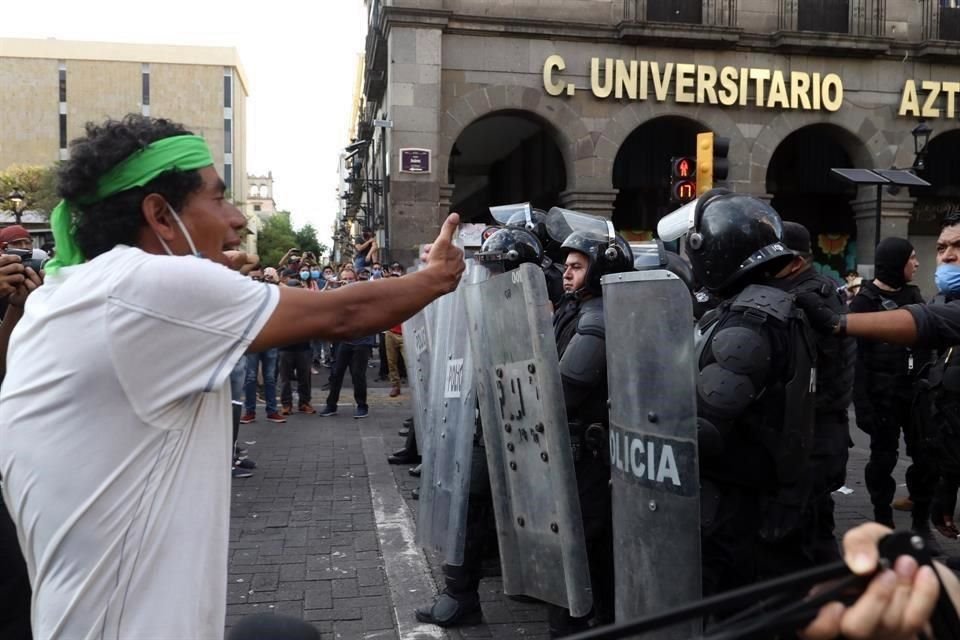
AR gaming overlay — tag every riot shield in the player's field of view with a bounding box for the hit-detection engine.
[416,261,487,566]
[401,292,434,447]
[463,262,593,617]
[602,269,701,638]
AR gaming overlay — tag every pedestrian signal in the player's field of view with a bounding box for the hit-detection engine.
[671,157,697,204]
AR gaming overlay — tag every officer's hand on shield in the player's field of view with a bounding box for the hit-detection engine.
[802,523,960,640]
[420,213,466,293]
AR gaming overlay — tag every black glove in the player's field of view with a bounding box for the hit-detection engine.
[794,290,843,336]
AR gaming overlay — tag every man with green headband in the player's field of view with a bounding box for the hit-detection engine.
[0,115,464,640]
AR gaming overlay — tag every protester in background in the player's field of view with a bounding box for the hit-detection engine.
[241,270,284,425]
[320,268,375,419]
[385,322,405,397]
[354,227,378,272]
[0,225,33,251]
[277,279,316,415]
[370,261,384,280]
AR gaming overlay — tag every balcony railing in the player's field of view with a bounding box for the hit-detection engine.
[923,0,960,40]
[624,0,738,26]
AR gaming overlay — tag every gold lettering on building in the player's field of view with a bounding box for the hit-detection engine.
[543,55,566,97]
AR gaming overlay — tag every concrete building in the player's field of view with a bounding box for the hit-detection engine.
[357,0,960,293]
[0,37,254,246]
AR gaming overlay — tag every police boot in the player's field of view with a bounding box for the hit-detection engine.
[414,591,481,627]
[547,607,593,638]
[911,504,944,557]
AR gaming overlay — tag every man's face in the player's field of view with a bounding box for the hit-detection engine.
[563,251,589,292]
[175,166,247,256]
[903,250,920,282]
[323,267,334,279]
[339,270,357,284]
[249,269,264,282]
[937,224,960,266]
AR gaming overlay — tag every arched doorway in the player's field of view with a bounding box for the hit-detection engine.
[911,130,960,234]
[767,124,863,282]
[612,116,707,240]
[447,111,566,223]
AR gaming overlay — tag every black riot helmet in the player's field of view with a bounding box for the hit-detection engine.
[561,227,634,296]
[489,203,563,263]
[475,227,544,273]
[685,189,793,294]
[631,239,696,293]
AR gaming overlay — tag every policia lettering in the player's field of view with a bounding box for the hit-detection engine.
[543,55,844,112]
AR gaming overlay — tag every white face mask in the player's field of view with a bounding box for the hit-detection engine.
[155,204,202,257]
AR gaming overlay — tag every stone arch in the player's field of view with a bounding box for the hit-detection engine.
[438,85,589,189]
[600,103,750,189]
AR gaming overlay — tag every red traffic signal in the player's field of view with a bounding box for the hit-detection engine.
[672,157,696,179]
[672,180,697,203]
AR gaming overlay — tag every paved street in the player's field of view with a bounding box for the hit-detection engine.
[225,368,960,639]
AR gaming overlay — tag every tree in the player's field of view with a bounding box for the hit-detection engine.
[0,164,59,216]
[256,212,329,268]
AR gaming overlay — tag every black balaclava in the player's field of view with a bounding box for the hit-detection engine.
[874,237,914,289]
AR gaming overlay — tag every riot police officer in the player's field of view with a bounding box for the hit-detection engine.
[849,237,939,551]
[688,190,818,596]
[780,221,856,563]
[549,227,633,636]
[414,227,549,627]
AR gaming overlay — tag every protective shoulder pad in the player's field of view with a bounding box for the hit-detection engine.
[576,298,606,339]
[730,284,795,325]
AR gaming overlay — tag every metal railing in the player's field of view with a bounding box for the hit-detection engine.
[624,0,737,26]
[923,0,960,40]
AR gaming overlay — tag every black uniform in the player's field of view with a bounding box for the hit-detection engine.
[785,268,856,562]
[850,280,936,526]
[697,282,817,595]
[549,293,614,636]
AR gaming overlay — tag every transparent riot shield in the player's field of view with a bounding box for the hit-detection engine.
[602,270,701,638]
[463,262,593,617]
[401,297,434,447]
[416,261,487,566]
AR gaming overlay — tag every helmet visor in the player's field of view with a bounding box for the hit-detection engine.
[489,202,532,226]
[545,207,610,244]
[657,199,699,242]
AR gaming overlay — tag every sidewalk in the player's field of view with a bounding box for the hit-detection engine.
[226,369,959,639]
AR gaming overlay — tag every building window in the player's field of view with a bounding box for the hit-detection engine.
[249,185,259,197]
[941,0,960,39]
[647,0,702,24]
[797,0,850,33]
[58,64,66,103]
[224,163,233,193]
[142,64,150,106]
[224,119,232,154]
[59,113,67,149]
[254,204,262,212]
[259,185,268,198]
[223,69,232,109]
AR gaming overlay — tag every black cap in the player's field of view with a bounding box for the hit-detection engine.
[782,221,812,257]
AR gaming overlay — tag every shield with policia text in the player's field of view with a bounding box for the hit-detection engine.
[463,262,593,617]
[602,269,702,638]
[401,268,435,447]
[416,260,487,566]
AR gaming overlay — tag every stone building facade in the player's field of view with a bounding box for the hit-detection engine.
[0,38,253,245]
[357,0,960,294]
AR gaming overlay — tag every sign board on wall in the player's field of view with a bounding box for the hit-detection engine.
[400,148,431,173]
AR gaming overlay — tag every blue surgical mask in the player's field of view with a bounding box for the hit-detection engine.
[310,270,321,279]
[935,263,960,294]
[300,270,310,280]
[155,204,202,257]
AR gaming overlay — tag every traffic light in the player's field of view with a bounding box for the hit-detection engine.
[671,156,697,204]
[696,132,731,196]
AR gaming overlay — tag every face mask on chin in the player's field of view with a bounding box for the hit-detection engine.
[155,204,203,258]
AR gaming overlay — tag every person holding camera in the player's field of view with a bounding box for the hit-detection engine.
[353,227,378,272]
[0,114,464,640]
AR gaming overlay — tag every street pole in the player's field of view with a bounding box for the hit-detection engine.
[875,183,882,252]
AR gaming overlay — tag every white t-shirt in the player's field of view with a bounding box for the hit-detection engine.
[0,246,279,640]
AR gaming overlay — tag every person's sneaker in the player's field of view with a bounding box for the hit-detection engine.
[319,405,338,417]
[389,386,401,398]
[279,405,292,416]
[354,406,369,419]
[239,413,256,424]
[893,496,914,512]
[912,523,944,556]
[232,466,253,479]
[234,458,257,470]
[299,403,317,415]
[414,592,482,627]
[266,412,287,423]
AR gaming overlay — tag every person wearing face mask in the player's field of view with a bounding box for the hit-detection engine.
[0,115,465,640]
[848,237,939,550]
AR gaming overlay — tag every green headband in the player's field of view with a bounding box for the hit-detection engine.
[46,134,214,273]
